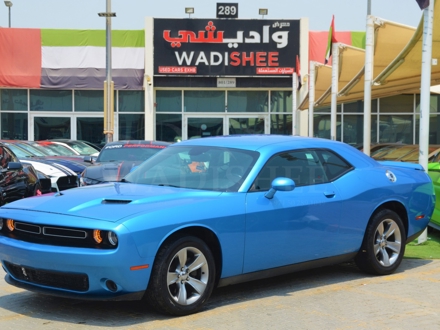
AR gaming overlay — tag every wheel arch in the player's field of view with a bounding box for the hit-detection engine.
[371,201,408,237]
[158,226,223,286]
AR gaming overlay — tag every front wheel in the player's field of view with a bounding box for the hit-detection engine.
[355,209,405,275]
[145,236,216,316]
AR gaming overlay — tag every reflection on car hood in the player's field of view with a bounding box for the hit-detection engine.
[1,182,222,222]
[83,161,142,182]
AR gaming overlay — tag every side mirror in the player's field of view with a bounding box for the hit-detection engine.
[7,162,23,171]
[265,177,295,199]
[83,156,93,163]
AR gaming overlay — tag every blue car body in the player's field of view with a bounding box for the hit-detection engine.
[0,135,434,315]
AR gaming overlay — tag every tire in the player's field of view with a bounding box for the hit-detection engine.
[145,236,216,316]
[355,209,405,275]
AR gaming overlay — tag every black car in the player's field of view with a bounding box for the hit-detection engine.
[0,142,47,204]
[80,140,171,186]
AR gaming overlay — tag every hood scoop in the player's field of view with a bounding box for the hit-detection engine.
[101,199,132,204]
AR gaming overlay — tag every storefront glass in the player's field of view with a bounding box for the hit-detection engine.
[156,91,182,112]
[271,91,292,113]
[77,117,104,146]
[119,91,144,112]
[270,114,292,135]
[228,91,268,112]
[184,91,225,112]
[1,113,28,139]
[118,114,145,140]
[30,90,72,111]
[74,90,103,112]
[1,89,27,111]
[34,117,71,140]
[156,114,182,142]
[187,117,223,139]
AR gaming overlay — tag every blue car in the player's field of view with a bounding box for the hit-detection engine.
[0,135,434,316]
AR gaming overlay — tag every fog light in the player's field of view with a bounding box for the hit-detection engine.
[108,231,118,246]
[105,279,118,292]
[6,219,14,232]
[93,230,103,244]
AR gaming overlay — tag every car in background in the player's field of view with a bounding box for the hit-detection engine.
[2,142,79,192]
[80,140,170,186]
[0,135,434,316]
[0,142,48,203]
[45,139,100,157]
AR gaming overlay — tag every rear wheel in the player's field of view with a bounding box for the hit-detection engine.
[355,209,405,275]
[145,236,216,316]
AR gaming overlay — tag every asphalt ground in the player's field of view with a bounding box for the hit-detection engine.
[0,258,439,329]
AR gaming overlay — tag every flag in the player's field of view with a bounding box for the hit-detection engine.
[324,15,338,64]
[296,55,302,90]
[415,0,429,9]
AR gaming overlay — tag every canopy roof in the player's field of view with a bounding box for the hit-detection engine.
[299,3,438,110]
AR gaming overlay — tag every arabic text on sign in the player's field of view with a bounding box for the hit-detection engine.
[256,67,294,75]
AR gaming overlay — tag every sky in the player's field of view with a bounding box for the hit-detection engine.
[0,0,425,32]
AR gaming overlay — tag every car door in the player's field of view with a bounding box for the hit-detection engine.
[243,149,352,273]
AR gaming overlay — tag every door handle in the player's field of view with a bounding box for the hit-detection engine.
[324,191,335,198]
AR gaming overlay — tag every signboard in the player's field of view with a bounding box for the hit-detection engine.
[153,18,300,76]
[216,3,238,19]
[217,77,236,87]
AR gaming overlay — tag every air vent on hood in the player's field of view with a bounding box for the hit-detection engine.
[101,199,132,204]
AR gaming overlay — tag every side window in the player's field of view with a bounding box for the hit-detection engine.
[319,150,353,181]
[250,149,353,191]
[251,149,329,191]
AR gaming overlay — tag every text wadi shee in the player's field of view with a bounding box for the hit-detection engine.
[154,19,300,76]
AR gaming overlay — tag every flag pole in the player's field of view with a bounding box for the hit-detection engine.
[330,43,339,141]
[292,72,298,136]
[308,62,316,137]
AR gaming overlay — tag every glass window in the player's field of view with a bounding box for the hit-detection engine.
[228,91,268,112]
[76,117,105,146]
[377,115,413,144]
[1,113,28,140]
[119,114,145,140]
[270,114,292,135]
[343,100,377,113]
[379,95,413,113]
[30,90,72,111]
[251,149,351,191]
[156,114,182,142]
[74,90,103,112]
[1,89,27,111]
[156,90,182,113]
[271,91,292,113]
[229,118,265,135]
[313,114,342,140]
[33,117,71,140]
[184,91,225,112]
[415,114,440,144]
[341,115,364,146]
[188,117,223,139]
[119,90,144,112]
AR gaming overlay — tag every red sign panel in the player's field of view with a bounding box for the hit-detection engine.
[158,66,197,74]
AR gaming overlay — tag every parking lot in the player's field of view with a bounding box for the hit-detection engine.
[0,258,439,329]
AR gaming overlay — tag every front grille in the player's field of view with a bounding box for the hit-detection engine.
[0,220,117,249]
[5,261,89,292]
[57,175,78,190]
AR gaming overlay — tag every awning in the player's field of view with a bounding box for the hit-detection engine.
[299,10,430,109]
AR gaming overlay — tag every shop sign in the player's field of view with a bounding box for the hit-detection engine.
[153,18,300,76]
[217,77,236,87]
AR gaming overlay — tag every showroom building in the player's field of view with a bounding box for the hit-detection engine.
[0,13,439,146]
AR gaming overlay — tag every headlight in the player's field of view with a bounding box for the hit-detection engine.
[80,176,101,186]
[108,231,118,246]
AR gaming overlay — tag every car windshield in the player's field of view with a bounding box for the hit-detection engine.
[124,145,259,192]
[64,141,99,155]
[97,146,166,162]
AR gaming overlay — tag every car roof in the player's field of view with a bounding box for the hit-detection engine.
[102,140,172,147]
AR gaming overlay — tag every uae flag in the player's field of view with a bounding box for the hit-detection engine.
[296,55,302,90]
[415,0,430,9]
[324,15,338,64]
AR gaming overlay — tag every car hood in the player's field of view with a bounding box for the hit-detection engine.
[1,182,222,222]
[83,161,141,182]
